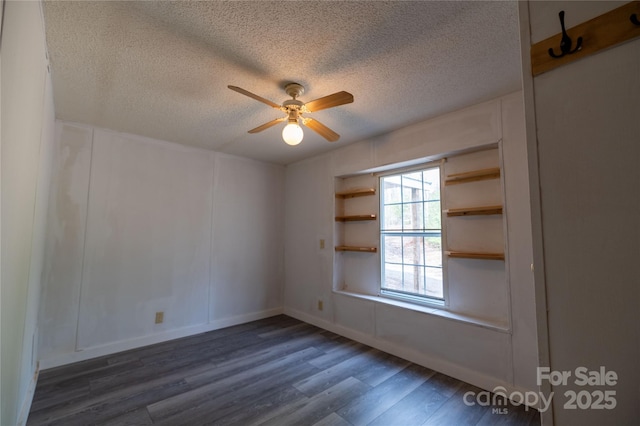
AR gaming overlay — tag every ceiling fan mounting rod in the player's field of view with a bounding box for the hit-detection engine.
[284,82,305,99]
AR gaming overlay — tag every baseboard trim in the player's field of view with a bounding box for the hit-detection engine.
[16,362,40,426]
[284,306,540,409]
[39,307,283,370]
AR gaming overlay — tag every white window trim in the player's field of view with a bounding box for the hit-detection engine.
[377,160,449,308]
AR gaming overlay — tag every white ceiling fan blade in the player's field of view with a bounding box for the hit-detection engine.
[228,85,281,109]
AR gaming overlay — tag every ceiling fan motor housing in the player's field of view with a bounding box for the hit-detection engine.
[282,99,304,109]
[285,108,300,123]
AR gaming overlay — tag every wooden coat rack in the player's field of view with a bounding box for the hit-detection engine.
[531,1,640,76]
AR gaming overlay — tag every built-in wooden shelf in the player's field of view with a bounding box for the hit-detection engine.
[335,246,377,253]
[446,251,505,260]
[446,205,503,217]
[335,188,377,254]
[445,167,500,185]
[335,188,376,198]
[335,214,377,222]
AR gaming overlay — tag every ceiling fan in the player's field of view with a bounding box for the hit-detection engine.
[228,83,354,145]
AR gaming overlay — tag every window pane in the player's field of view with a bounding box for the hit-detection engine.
[384,265,402,290]
[402,203,423,231]
[384,236,403,263]
[401,265,425,294]
[383,177,401,204]
[402,172,424,203]
[383,205,402,230]
[380,165,443,301]
[402,181,421,203]
[423,168,440,201]
[424,200,441,229]
[425,267,443,299]
[425,236,442,267]
[403,236,424,265]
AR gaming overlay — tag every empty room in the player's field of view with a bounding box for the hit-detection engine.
[2,1,638,425]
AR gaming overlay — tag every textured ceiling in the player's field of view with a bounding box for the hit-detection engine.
[42,1,522,165]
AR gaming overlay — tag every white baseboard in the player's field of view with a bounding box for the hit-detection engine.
[284,306,540,409]
[39,307,283,370]
[17,362,40,426]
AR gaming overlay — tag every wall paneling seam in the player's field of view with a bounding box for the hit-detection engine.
[74,128,94,352]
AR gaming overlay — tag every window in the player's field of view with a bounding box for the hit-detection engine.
[380,166,443,302]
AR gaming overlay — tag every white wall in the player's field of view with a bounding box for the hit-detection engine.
[38,123,284,367]
[284,92,539,396]
[521,1,640,424]
[210,154,285,320]
[1,1,55,424]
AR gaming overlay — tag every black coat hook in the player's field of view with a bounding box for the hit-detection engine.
[631,13,640,26]
[548,11,583,58]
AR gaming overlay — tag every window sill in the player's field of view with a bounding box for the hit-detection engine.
[332,290,511,333]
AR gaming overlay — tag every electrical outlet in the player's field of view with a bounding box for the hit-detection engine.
[320,239,325,249]
[155,311,164,324]
[317,300,324,311]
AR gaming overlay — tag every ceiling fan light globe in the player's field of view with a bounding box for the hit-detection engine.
[282,122,303,145]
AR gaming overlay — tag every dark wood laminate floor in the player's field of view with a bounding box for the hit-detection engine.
[28,315,540,426]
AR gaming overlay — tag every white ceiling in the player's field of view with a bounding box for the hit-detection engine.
[42,1,523,165]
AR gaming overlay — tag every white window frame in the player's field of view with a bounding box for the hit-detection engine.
[378,161,447,307]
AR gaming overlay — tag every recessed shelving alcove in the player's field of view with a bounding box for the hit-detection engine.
[334,187,377,254]
[445,163,505,261]
[333,176,379,293]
